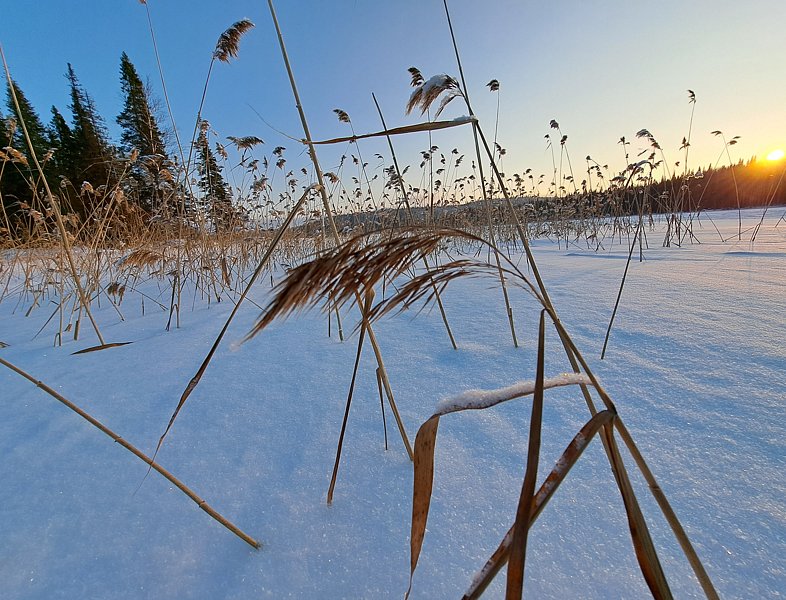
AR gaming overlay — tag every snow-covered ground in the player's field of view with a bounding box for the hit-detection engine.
[1,209,784,599]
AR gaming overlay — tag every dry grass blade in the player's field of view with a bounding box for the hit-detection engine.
[149,184,318,475]
[506,310,547,599]
[613,419,720,600]
[214,19,255,63]
[0,356,260,549]
[463,409,615,600]
[326,289,374,505]
[605,427,673,599]
[309,116,474,146]
[406,415,440,600]
[71,342,133,355]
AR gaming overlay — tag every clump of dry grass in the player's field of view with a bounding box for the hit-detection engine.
[241,221,716,598]
[242,226,542,342]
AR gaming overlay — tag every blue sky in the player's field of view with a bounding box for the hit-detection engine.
[2,0,784,193]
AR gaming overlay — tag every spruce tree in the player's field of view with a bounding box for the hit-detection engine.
[5,79,50,161]
[194,124,234,230]
[66,63,117,211]
[116,52,171,212]
[2,79,52,220]
[48,106,78,185]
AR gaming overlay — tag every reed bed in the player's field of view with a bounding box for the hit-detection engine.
[3,1,779,597]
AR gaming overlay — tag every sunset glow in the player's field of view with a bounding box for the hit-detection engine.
[766,149,785,161]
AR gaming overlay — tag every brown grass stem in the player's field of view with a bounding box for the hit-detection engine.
[371,92,457,350]
[600,212,643,359]
[267,0,412,459]
[327,289,374,505]
[506,309,546,598]
[151,183,319,470]
[0,355,260,549]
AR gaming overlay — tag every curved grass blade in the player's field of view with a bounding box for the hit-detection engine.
[604,426,673,599]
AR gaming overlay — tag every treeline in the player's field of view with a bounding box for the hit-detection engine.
[0,54,238,240]
[648,159,785,213]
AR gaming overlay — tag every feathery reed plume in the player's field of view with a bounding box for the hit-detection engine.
[408,67,424,87]
[227,135,264,150]
[243,227,543,342]
[486,79,499,92]
[214,19,255,63]
[405,74,463,118]
[636,128,661,150]
[333,108,351,124]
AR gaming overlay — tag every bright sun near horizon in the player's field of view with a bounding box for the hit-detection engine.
[766,148,785,161]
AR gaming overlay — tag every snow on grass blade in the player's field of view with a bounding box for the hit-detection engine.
[463,409,616,600]
[0,356,260,549]
[435,372,591,416]
[406,366,598,598]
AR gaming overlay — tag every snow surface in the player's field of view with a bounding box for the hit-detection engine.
[1,209,785,599]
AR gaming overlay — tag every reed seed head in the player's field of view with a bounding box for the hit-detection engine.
[214,19,255,63]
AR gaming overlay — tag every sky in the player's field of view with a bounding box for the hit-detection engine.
[1,0,785,196]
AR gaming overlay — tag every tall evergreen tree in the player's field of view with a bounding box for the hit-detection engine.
[48,106,78,185]
[2,79,52,223]
[5,79,50,161]
[116,52,171,212]
[66,63,117,210]
[194,123,234,229]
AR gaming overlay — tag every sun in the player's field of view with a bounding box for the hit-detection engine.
[766,148,785,161]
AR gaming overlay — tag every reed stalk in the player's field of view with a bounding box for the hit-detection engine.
[0,355,260,549]
[267,0,412,460]
[371,92,457,350]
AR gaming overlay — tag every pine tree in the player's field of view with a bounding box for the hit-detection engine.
[66,63,117,211]
[116,52,171,212]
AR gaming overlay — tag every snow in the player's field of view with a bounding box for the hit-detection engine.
[1,208,785,598]
[434,373,593,416]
